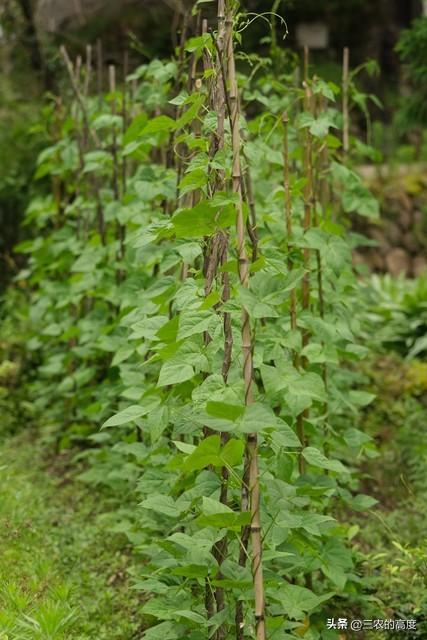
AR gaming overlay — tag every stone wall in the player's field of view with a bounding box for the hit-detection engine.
[353,170,427,277]
[35,0,189,33]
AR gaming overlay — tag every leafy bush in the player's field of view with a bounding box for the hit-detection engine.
[361,274,427,359]
[396,17,427,132]
[1,4,385,639]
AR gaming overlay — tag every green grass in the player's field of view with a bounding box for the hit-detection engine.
[0,432,142,639]
[355,359,427,638]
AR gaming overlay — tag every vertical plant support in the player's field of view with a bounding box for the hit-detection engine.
[282,112,298,338]
[342,47,350,155]
[225,4,266,639]
[294,48,315,472]
[96,39,103,103]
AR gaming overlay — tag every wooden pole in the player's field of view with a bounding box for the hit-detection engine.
[225,5,265,639]
[342,47,350,155]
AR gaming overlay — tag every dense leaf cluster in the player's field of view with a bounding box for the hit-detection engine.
[3,8,383,639]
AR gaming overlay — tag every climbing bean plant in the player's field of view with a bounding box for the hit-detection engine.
[8,1,381,638]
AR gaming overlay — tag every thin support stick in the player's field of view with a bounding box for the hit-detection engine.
[225,5,265,639]
[343,47,350,155]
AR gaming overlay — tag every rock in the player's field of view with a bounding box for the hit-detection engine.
[414,210,424,226]
[352,250,365,266]
[398,204,413,231]
[387,221,402,245]
[385,248,411,276]
[402,232,419,254]
[369,250,386,272]
[370,228,390,253]
[413,256,427,277]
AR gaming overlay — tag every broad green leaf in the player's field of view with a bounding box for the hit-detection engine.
[221,439,245,467]
[197,497,251,530]
[140,495,185,518]
[302,447,348,474]
[175,93,205,130]
[102,398,160,428]
[141,115,175,135]
[343,428,372,449]
[348,390,376,407]
[183,436,221,472]
[142,622,180,640]
[157,360,194,386]
[197,511,251,529]
[185,33,211,54]
[206,401,244,422]
[237,403,277,433]
[124,112,148,144]
[270,425,301,449]
[320,539,353,590]
[178,310,213,340]
[111,347,134,366]
[236,286,278,319]
[92,114,122,130]
[273,584,334,620]
[343,183,380,218]
[172,201,235,238]
[173,441,196,454]
[277,512,335,536]
[183,435,244,471]
[350,493,378,511]
[178,168,208,196]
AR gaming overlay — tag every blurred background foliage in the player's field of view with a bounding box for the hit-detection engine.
[0,0,427,288]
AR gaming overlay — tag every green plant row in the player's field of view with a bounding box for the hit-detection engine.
[3,1,383,638]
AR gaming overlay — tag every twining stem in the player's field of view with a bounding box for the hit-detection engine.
[225,4,266,639]
[342,47,350,155]
[243,164,259,263]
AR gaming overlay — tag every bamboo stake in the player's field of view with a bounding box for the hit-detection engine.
[109,64,127,280]
[96,39,103,104]
[314,98,330,434]
[214,6,232,635]
[122,50,129,196]
[200,8,233,635]
[83,44,92,97]
[282,113,298,342]
[225,5,265,639]
[109,65,119,200]
[318,97,331,212]
[60,46,100,147]
[301,47,312,328]
[296,48,315,473]
[283,111,307,474]
[342,47,350,155]
[60,46,105,244]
